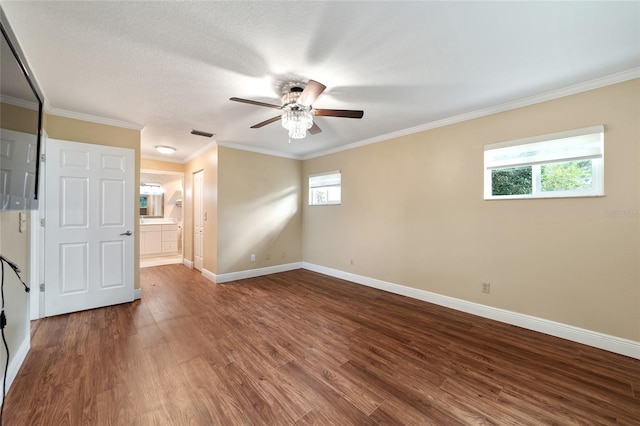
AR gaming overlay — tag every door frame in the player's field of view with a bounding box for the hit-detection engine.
[29,131,46,320]
[140,168,185,264]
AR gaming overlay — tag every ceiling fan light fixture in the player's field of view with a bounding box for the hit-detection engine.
[230,78,363,140]
[282,108,313,139]
[281,87,303,106]
[155,145,176,154]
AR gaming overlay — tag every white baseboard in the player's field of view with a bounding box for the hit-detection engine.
[134,288,142,300]
[1,335,30,403]
[183,258,194,268]
[216,262,303,284]
[202,268,216,283]
[302,262,640,360]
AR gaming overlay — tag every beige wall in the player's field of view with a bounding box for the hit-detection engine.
[303,79,640,342]
[183,144,218,273]
[45,114,142,289]
[45,114,140,150]
[0,211,31,382]
[0,104,34,381]
[141,158,185,173]
[0,102,39,134]
[217,147,302,274]
[1,102,40,375]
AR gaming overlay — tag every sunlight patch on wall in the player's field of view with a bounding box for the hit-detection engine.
[220,185,299,272]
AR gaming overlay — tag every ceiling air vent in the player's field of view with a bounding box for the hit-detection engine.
[190,129,214,138]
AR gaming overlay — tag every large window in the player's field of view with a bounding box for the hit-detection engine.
[309,170,341,205]
[484,125,604,199]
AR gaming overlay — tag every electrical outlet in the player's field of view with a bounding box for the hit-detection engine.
[250,254,256,262]
[482,282,491,293]
[266,253,271,260]
[281,252,286,259]
[350,259,354,265]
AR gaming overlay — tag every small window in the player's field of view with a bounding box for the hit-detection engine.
[484,125,604,199]
[309,170,341,205]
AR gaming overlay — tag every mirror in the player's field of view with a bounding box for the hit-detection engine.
[139,193,164,218]
[0,8,44,210]
[140,183,164,218]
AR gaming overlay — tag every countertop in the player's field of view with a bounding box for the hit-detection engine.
[140,219,176,225]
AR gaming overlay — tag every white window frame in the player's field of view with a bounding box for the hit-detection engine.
[309,170,341,206]
[484,125,604,200]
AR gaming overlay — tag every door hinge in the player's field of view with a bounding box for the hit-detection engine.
[40,153,46,162]
[40,218,45,227]
[39,283,45,292]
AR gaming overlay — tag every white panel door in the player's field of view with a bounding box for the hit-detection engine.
[45,138,134,316]
[193,170,204,271]
[0,128,39,210]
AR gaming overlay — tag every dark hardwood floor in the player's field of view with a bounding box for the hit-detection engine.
[4,265,640,425]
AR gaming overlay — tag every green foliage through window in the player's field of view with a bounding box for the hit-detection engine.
[492,166,532,196]
[484,126,603,199]
[541,160,592,192]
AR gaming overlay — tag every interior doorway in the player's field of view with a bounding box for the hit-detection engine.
[139,170,184,268]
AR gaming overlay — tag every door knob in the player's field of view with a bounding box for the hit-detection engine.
[120,231,133,236]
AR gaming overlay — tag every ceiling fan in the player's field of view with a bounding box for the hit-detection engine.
[230,80,364,139]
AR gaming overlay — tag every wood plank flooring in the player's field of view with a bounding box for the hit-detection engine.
[4,265,640,425]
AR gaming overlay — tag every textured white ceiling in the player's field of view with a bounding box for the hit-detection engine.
[2,1,639,161]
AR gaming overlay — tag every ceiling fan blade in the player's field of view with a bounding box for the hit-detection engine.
[230,97,282,109]
[250,115,282,128]
[308,122,322,135]
[297,80,326,106]
[314,109,364,119]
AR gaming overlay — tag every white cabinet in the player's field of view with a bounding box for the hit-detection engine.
[161,224,178,253]
[140,225,163,256]
[140,223,179,256]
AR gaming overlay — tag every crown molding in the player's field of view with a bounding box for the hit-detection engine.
[140,168,184,176]
[140,153,186,164]
[303,68,640,160]
[183,139,219,163]
[0,94,39,111]
[143,139,303,164]
[43,98,53,112]
[216,141,302,160]
[46,107,144,131]
[142,139,219,164]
